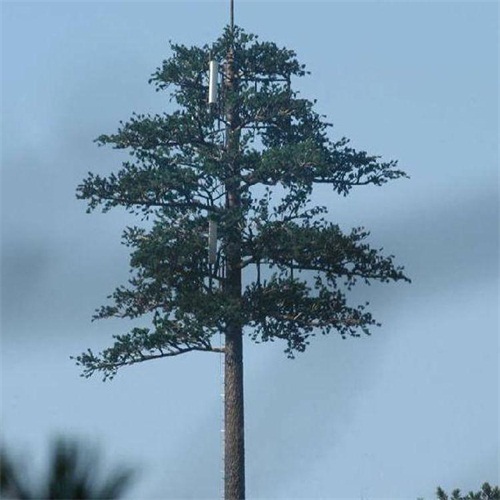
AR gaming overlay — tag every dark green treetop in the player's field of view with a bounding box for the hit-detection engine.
[0,438,134,499]
[74,27,409,380]
[436,483,500,500]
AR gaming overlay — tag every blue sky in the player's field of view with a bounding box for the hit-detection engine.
[1,1,498,499]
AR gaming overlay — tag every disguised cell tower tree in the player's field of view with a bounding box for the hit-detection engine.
[74,25,409,500]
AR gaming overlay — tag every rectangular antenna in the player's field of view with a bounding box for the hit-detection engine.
[209,60,218,105]
[208,219,218,264]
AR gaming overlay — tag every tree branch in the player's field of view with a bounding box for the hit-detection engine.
[99,196,219,214]
[73,345,225,381]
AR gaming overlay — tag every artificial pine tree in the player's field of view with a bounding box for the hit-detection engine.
[74,26,409,499]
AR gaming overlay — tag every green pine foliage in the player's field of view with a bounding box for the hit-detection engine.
[74,27,409,380]
[436,483,500,500]
[0,438,134,499]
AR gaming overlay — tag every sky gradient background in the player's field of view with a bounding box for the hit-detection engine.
[1,1,498,499]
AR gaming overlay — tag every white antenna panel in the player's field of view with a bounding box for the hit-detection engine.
[208,219,218,264]
[209,60,218,104]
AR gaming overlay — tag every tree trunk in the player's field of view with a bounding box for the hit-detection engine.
[224,39,245,499]
[224,325,245,499]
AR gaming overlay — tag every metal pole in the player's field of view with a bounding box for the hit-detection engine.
[230,0,234,31]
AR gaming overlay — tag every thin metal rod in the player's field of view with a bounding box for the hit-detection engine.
[230,0,234,31]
